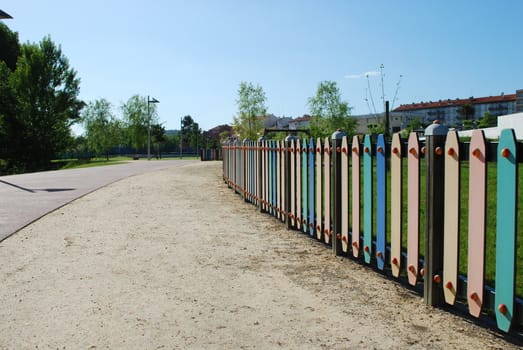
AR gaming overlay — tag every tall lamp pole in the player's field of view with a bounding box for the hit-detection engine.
[147,96,159,160]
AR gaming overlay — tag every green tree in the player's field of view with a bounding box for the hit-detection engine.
[401,117,424,137]
[181,115,202,151]
[82,99,123,160]
[307,81,356,139]
[4,36,83,171]
[477,111,497,128]
[0,22,20,71]
[121,95,158,152]
[457,103,475,122]
[151,123,167,158]
[233,81,267,140]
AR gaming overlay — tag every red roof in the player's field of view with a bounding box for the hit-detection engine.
[393,94,516,112]
[292,115,312,122]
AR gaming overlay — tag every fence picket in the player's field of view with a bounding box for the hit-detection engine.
[290,139,296,227]
[443,131,460,305]
[316,138,323,240]
[324,137,331,244]
[302,139,308,232]
[308,138,315,236]
[363,135,373,264]
[390,133,402,278]
[376,134,387,270]
[467,130,486,318]
[407,132,420,286]
[495,129,517,333]
[351,136,360,258]
[341,135,349,253]
[280,141,286,223]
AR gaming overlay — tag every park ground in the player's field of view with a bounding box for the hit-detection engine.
[0,161,520,349]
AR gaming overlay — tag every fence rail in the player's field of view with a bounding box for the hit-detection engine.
[222,127,522,334]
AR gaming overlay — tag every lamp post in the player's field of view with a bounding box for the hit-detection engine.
[0,10,13,19]
[147,96,159,160]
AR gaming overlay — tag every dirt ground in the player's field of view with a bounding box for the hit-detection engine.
[0,162,520,349]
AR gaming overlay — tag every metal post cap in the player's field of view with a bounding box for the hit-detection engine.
[331,129,347,140]
[424,120,449,136]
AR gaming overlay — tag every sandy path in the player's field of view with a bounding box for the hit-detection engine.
[0,162,518,349]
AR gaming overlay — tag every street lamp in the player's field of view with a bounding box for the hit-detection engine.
[0,10,13,19]
[147,96,159,160]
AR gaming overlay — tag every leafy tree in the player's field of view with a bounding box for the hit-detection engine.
[0,22,20,71]
[181,115,202,151]
[462,119,475,130]
[367,122,385,135]
[82,99,123,160]
[4,36,83,171]
[307,81,356,139]
[477,111,497,128]
[233,81,267,140]
[181,115,195,149]
[151,123,167,158]
[457,103,475,121]
[121,94,157,152]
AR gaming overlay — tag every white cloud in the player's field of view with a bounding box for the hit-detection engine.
[364,71,380,77]
[344,70,380,79]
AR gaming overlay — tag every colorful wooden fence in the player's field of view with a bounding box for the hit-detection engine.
[221,129,522,334]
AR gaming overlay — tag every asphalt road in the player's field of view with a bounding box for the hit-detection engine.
[0,160,198,241]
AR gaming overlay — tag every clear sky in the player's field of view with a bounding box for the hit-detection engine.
[2,0,522,133]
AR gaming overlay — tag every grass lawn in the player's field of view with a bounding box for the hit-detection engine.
[52,156,133,169]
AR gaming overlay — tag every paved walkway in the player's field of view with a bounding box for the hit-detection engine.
[0,160,197,241]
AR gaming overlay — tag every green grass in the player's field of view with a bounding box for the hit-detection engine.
[52,157,132,169]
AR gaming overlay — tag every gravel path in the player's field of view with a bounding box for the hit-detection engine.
[0,162,519,349]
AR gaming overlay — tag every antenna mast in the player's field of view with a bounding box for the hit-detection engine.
[380,64,385,111]
[391,74,403,110]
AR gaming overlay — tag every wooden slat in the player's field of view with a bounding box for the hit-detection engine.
[276,140,281,219]
[264,142,268,210]
[351,136,360,258]
[390,134,402,278]
[302,139,308,232]
[316,138,323,240]
[443,131,460,305]
[363,135,372,264]
[324,137,331,244]
[290,139,296,227]
[495,128,517,333]
[308,138,315,236]
[296,139,302,230]
[376,134,386,270]
[467,130,486,318]
[269,141,274,215]
[341,136,349,253]
[280,141,286,223]
[407,132,420,286]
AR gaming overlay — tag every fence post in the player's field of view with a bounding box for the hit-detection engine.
[424,121,448,307]
[332,129,347,256]
[285,134,298,230]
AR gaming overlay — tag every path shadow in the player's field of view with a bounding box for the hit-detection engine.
[0,180,75,193]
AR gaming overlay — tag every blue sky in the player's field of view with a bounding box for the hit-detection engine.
[2,1,522,132]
